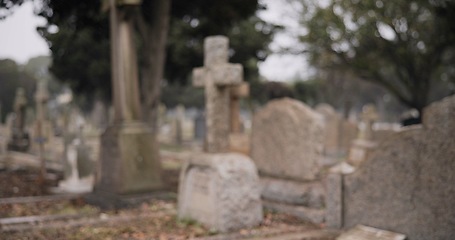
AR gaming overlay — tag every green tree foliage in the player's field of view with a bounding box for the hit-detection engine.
[294,0,455,119]
[1,0,276,109]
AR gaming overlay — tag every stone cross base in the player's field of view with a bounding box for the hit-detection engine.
[178,153,262,232]
[94,122,162,195]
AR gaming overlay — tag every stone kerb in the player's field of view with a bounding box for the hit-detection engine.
[178,153,263,233]
[327,95,455,240]
[251,98,325,181]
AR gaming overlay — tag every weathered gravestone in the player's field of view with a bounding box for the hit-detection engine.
[178,153,262,232]
[178,36,262,232]
[192,35,243,153]
[58,125,94,193]
[229,83,250,155]
[251,98,325,181]
[337,225,406,240]
[347,104,379,167]
[326,95,455,240]
[315,104,358,162]
[89,0,162,206]
[194,110,205,141]
[7,88,30,152]
[251,98,326,223]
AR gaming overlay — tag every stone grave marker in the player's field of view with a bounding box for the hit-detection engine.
[7,88,30,152]
[337,225,406,240]
[179,36,262,232]
[178,153,262,233]
[228,83,250,154]
[251,98,325,181]
[347,104,379,167]
[175,104,185,145]
[251,98,326,223]
[192,35,243,153]
[194,110,205,141]
[316,103,358,160]
[89,0,162,205]
[326,95,455,240]
[58,125,94,193]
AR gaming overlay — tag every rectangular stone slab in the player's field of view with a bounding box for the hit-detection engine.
[337,225,406,240]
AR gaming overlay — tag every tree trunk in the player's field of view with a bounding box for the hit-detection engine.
[139,0,171,135]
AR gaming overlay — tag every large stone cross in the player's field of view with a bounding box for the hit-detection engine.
[193,36,243,153]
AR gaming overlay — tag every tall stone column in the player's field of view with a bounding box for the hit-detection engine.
[93,0,162,199]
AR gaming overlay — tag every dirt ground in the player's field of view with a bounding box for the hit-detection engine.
[0,167,335,240]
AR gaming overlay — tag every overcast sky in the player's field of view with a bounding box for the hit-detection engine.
[0,0,307,81]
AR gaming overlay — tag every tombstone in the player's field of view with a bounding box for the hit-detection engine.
[178,153,262,232]
[7,88,30,152]
[326,95,455,239]
[178,36,262,232]
[194,110,205,141]
[229,83,249,133]
[90,0,162,205]
[250,98,326,223]
[316,104,358,162]
[192,35,244,153]
[32,80,53,180]
[175,104,185,145]
[59,125,94,193]
[90,99,108,130]
[347,104,379,167]
[228,83,250,154]
[251,98,325,181]
[337,225,406,240]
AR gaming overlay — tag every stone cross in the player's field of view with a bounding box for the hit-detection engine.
[192,36,243,153]
[359,104,378,141]
[34,80,50,181]
[35,80,49,124]
[229,83,249,133]
[13,88,28,131]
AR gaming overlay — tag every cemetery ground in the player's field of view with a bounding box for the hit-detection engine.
[0,145,336,240]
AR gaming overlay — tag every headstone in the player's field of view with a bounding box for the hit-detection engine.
[178,153,262,233]
[91,0,162,202]
[316,104,358,160]
[59,125,94,193]
[337,225,406,240]
[192,35,244,153]
[327,95,455,239]
[179,35,262,232]
[33,80,52,180]
[194,110,205,141]
[229,83,249,133]
[347,104,379,167]
[228,83,250,154]
[7,88,30,152]
[358,104,378,141]
[250,98,326,223]
[175,104,185,145]
[90,100,108,130]
[251,98,325,181]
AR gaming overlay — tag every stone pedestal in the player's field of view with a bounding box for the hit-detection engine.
[178,153,262,232]
[95,122,162,195]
